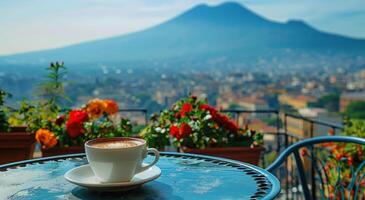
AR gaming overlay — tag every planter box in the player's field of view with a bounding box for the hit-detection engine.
[0,126,36,165]
[182,146,263,165]
[42,146,85,157]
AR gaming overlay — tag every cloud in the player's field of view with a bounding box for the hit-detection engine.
[0,0,364,55]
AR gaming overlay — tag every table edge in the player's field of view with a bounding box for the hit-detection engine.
[0,152,281,199]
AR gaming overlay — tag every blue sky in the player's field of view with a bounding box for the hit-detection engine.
[1,0,365,55]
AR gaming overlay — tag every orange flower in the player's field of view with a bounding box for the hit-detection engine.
[104,99,119,115]
[300,148,308,157]
[335,152,342,161]
[86,99,106,119]
[35,128,58,149]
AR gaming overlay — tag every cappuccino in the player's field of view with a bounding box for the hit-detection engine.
[92,140,140,149]
[85,137,160,182]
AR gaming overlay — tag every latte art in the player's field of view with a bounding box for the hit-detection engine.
[92,140,140,149]
[85,137,159,182]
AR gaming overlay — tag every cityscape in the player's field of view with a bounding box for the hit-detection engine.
[0,1,365,199]
[1,52,364,126]
[0,3,364,128]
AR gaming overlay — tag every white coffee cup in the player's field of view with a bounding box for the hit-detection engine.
[85,137,159,183]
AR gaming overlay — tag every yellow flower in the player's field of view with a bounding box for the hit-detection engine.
[35,128,58,149]
[86,99,107,119]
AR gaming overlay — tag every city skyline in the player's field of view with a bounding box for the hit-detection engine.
[1,0,365,56]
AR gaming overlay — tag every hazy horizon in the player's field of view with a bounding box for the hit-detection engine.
[1,0,365,56]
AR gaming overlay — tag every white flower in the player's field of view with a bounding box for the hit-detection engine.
[203,114,212,120]
[189,121,199,130]
[84,122,92,126]
[161,128,166,133]
[154,127,162,132]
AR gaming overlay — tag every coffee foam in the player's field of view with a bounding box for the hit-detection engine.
[91,140,141,149]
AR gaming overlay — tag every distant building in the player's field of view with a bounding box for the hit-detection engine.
[340,92,365,112]
[217,95,270,120]
[217,96,268,110]
[285,116,312,137]
[278,94,316,110]
[329,76,337,84]
[246,119,276,133]
[155,91,177,106]
[361,70,365,79]
[298,108,327,118]
[286,108,342,138]
[236,97,269,111]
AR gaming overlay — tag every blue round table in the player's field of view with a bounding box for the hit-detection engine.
[0,152,280,199]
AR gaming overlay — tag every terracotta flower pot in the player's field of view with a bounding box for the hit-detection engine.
[0,126,36,165]
[41,146,85,157]
[181,146,263,165]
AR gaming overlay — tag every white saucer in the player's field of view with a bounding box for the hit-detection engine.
[64,164,161,192]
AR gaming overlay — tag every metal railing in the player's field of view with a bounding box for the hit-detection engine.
[106,108,345,199]
[118,108,148,125]
[57,108,348,199]
[221,109,344,199]
[8,106,345,199]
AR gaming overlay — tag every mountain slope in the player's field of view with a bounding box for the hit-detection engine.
[1,2,365,64]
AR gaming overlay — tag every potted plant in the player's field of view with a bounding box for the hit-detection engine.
[140,96,264,165]
[139,113,171,151]
[35,98,133,157]
[6,62,69,158]
[0,89,36,164]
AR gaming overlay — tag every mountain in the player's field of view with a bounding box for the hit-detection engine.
[1,2,365,65]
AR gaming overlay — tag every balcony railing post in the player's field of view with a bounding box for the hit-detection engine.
[235,111,239,127]
[144,110,148,125]
[284,132,289,199]
[309,122,316,200]
[284,113,288,152]
[283,113,289,198]
[276,111,280,154]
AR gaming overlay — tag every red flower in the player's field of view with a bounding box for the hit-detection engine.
[324,163,330,172]
[66,110,88,138]
[224,119,239,133]
[213,113,238,133]
[200,103,239,133]
[180,123,192,138]
[347,156,353,166]
[170,123,192,140]
[322,142,334,148]
[55,115,65,126]
[180,103,193,117]
[175,112,181,119]
[170,125,179,137]
[199,104,218,115]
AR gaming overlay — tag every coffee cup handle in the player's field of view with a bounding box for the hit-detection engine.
[136,148,160,174]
